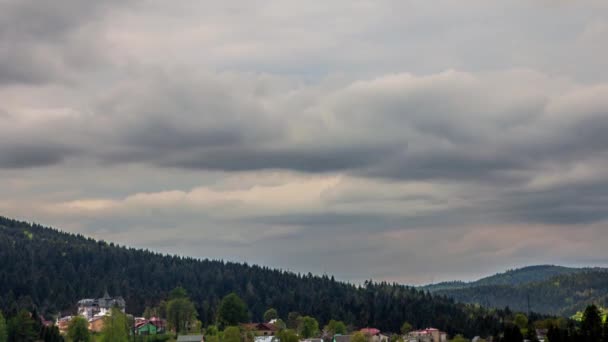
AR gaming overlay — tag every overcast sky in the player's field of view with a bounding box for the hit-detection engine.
[2,0,608,284]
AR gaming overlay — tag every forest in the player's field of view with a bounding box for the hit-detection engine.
[0,215,516,337]
[428,269,608,316]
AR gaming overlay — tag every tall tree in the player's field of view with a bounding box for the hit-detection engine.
[167,287,198,335]
[0,311,7,342]
[351,332,367,342]
[263,308,278,323]
[524,323,539,342]
[277,329,299,342]
[67,316,91,342]
[40,325,63,342]
[273,319,286,331]
[513,314,528,331]
[287,312,300,330]
[400,322,412,335]
[502,323,523,342]
[324,320,347,336]
[223,326,242,342]
[217,293,248,328]
[298,316,319,338]
[7,310,37,342]
[101,307,129,342]
[581,305,603,342]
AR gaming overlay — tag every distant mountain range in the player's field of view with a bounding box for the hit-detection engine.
[421,265,608,316]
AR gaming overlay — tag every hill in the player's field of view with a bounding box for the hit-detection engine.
[424,266,608,316]
[421,265,584,292]
[0,216,511,337]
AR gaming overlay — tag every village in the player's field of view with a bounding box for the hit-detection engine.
[51,292,461,342]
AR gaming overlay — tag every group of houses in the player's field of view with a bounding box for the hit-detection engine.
[405,328,448,342]
[176,322,448,342]
[56,293,450,342]
[182,322,446,342]
[56,292,166,336]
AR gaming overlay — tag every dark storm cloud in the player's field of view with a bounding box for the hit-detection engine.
[501,180,608,225]
[0,0,126,84]
[2,0,608,282]
[0,143,76,168]
[161,144,404,173]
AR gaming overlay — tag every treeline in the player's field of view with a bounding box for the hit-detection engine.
[0,216,522,336]
[0,309,62,342]
[501,305,608,342]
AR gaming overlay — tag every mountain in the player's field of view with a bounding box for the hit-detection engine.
[0,216,512,337]
[422,265,584,292]
[423,265,608,316]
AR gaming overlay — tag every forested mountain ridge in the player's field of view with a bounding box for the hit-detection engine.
[421,265,590,292]
[0,216,512,337]
[425,267,608,316]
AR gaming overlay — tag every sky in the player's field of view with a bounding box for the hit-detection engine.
[1,0,608,285]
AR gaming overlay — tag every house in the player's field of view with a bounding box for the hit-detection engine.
[255,336,279,342]
[301,339,323,342]
[150,316,167,333]
[136,321,158,335]
[536,328,548,342]
[177,335,205,342]
[241,323,278,336]
[77,291,126,320]
[360,328,389,342]
[407,328,448,342]
[88,316,105,333]
[56,316,73,334]
[333,334,351,342]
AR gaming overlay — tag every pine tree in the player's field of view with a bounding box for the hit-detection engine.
[67,316,91,342]
[217,293,248,329]
[581,305,603,342]
[7,310,37,342]
[0,311,7,342]
[101,307,129,342]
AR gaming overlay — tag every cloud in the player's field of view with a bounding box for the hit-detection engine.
[1,0,608,283]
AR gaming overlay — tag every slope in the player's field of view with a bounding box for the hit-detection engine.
[431,269,608,316]
[0,216,507,336]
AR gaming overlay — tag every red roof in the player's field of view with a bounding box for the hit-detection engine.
[360,328,381,335]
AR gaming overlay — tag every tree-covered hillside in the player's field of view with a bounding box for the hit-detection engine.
[431,270,608,316]
[0,216,511,337]
[422,265,587,292]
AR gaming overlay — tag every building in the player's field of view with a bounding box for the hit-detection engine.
[333,334,351,342]
[56,316,73,334]
[88,316,105,333]
[255,336,279,342]
[134,317,166,335]
[360,328,389,342]
[407,328,448,342]
[241,323,278,336]
[136,321,158,335]
[177,335,205,342]
[77,291,126,320]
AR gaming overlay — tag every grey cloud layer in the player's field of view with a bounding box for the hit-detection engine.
[1,0,608,282]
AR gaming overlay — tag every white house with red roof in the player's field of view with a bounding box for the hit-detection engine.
[406,328,447,342]
[360,327,389,342]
